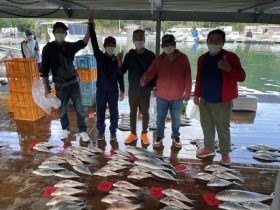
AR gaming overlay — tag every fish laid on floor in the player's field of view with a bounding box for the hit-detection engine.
[109,154,130,160]
[152,170,178,182]
[107,159,133,166]
[219,201,250,210]
[55,170,80,178]
[94,169,121,177]
[253,153,280,162]
[67,158,85,166]
[49,203,89,210]
[113,180,140,190]
[74,154,94,164]
[54,180,86,188]
[38,163,66,171]
[102,164,128,172]
[134,153,172,167]
[32,168,55,176]
[216,190,273,202]
[84,146,104,154]
[42,159,67,165]
[36,142,58,148]
[129,166,152,173]
[46,195,83,206]
[242,201,270,210]
[33,144,50,153]
[160,197,193,209]
[72,165,92,175]
[256,150,280,158]
[106,201,143,210]
[204,164,236,172]
[207,178,240,187]
[160,206,182,210]
[163,188,193,204]
[109,188,138,198]
[71,147,95,156]
[212,171,244,182]
[101,194,133,204]
[51,187,86,196]
[193,172,217,182]
[114,149,131,157]
[134,160,174,173]
[127,171,153,180]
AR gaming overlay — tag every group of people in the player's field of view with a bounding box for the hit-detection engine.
[22,14,246,166]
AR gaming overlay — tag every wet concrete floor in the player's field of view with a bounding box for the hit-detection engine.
[0,92,280,210]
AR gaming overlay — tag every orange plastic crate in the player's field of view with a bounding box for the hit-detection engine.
[4,58,40,78]
[78,68,97,82]
[6,97,14,112]
[10,91,35,106]
[13,104,46,121]
[8,75,39,93]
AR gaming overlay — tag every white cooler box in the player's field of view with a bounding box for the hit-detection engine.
[232,95,258,111]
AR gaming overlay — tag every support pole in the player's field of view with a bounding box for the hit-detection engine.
[155,12,162,56]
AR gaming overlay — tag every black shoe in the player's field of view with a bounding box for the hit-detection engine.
[110,132,117,141]
[97,132,105,141]
[172,137,182,148]
[153,137,163,148]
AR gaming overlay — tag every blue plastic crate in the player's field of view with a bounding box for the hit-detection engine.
[75,54,97,69]
[81,94,96,106]
[79,81,96,95]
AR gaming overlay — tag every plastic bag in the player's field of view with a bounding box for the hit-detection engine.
[46,94,61,109]
[189,104,200,121]
[32,78,52,115]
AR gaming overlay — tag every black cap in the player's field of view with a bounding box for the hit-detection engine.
[161,34,176,45]
[25,29,34,36]
[53,22,68,32]
[104,36,116,46]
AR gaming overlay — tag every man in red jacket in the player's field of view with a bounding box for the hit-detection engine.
[194,29,246,166]
[140,34,192,149]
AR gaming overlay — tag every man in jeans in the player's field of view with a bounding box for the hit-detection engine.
[140,34,192,149]
[41,22,90,142]
[121,29,155,145]
[194,29,246,165]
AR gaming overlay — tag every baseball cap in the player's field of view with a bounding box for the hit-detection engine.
[53,22,68,32]
[161,34,176,46]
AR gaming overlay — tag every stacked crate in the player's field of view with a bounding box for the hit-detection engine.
[75,54,97,106]
[5,58,46,121]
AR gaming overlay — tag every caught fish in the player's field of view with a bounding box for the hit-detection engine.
[51,187,86,196]
[107,159,133,166]
[152,170,177,182]
[109,188,138,198]
[72,165,92,175]
[74,154,94,164]
[36,142,58,148]
[134,160,174,173]
[49,203,87,210]
[212,171,244,182]
[94,169,121,177]
[160,197,193,209]
[216,190,273,202]
[242,201,270,210]
[32,168,55,176]
[106,201,143,210]
[219,201,250,210]
[84,146,104,153]
[101,194,132,204]
[255,144,278,152]
[102,164,128,172]
[114,149,131,157]
[163,189,193,204]
[42,159,67,165]
[207,178,240,187]
[54,180,86,188]
[0,142,9,147]
[113,180,140,190]
[134,153,172,167]
[55,170,80,178]
[160,206,182,210]
[33,144,50,153]
[38,163,66,171]
[193,172,217,182]
[129,166,152,173]
[46,195,83,206]
[127,171,153,180]
[256,150,280,158]
[253,153,280,162]
[67,158,85,166]
[204,164,236,172]
[72,148,95,156]
[109,154,130,160]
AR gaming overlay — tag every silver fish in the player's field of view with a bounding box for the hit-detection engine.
[46,195,83,206]
[127,171,153,180]
[102,164,128,172]
[33,144,50,153]
[242,201,270,210]
[38,163,66,171]
[216,190,273,202]
[255,144,278,151]
[109,188,138,198]
[101,194,132,204]
[84,146,104,153]
[0,142,9,147]
[42,159,67,165]
[253,153,280,162]
[134,153,171,167]
[114,149,131,157]
[94,169,121,177]
[204,164,236,172]
[72,165,92,175]
[67,158,85,166]
[109,154,130,160]
[49,203,87,210]
[212,171,244,182]
[152,170,177,182]
[219,201,250,210]
[106,201,143,210]
[129,166,152,173]
[256,150,280,158]
[160,197,193,209]
[74,154,94,164]
[51,187,86,196]
[160,206,182,210]
[134,160,174,173]
[207,178,239,187]
[107,159,133,166]
[193,172,217,181]
[72,148,95,156]
[36,142,58,148]
[55,170,80,178]
[163,189,193,204]
[113,180,140,190]
[54,180,86,188]
[32,168,55,176]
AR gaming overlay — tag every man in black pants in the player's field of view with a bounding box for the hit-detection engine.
[88,14,124,141]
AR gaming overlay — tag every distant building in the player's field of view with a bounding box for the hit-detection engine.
[245,25,280,34]
[123,24,140,34]
[1,27,18,37]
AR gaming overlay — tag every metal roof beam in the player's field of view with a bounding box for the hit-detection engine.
[239,0,280,13]
[41,0,87,10]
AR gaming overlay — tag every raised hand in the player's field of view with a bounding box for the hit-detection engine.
[218,55,232,72]
[88,11,94,24]
[119,91,124,101]
[116,51,123,64]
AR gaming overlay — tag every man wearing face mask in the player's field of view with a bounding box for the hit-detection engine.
[41,21,91,142]
[194,29,246,166]
[88,13,124,141]
[121,29,155,145]
[140,34,191,149]
[21,29,41,63]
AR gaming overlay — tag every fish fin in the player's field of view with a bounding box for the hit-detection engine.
[233,181,242,186]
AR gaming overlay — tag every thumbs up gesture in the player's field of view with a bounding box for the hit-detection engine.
[218,55,232,72]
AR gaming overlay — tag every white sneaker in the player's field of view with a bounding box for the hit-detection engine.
[61,129,70,140]
[80,132,90,142]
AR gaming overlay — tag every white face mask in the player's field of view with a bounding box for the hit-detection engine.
[106,47,115,55]
[163,46,175,54]
[134,41,145,50]
[207,44,222,54]
[55,33,66,43]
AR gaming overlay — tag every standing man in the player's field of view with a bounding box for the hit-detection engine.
[194,29,246,166]
[121,29,155,145]
[88,13,124,141]
[21,29,41,64]
[140,34,192,149]
[41,21,90,142]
